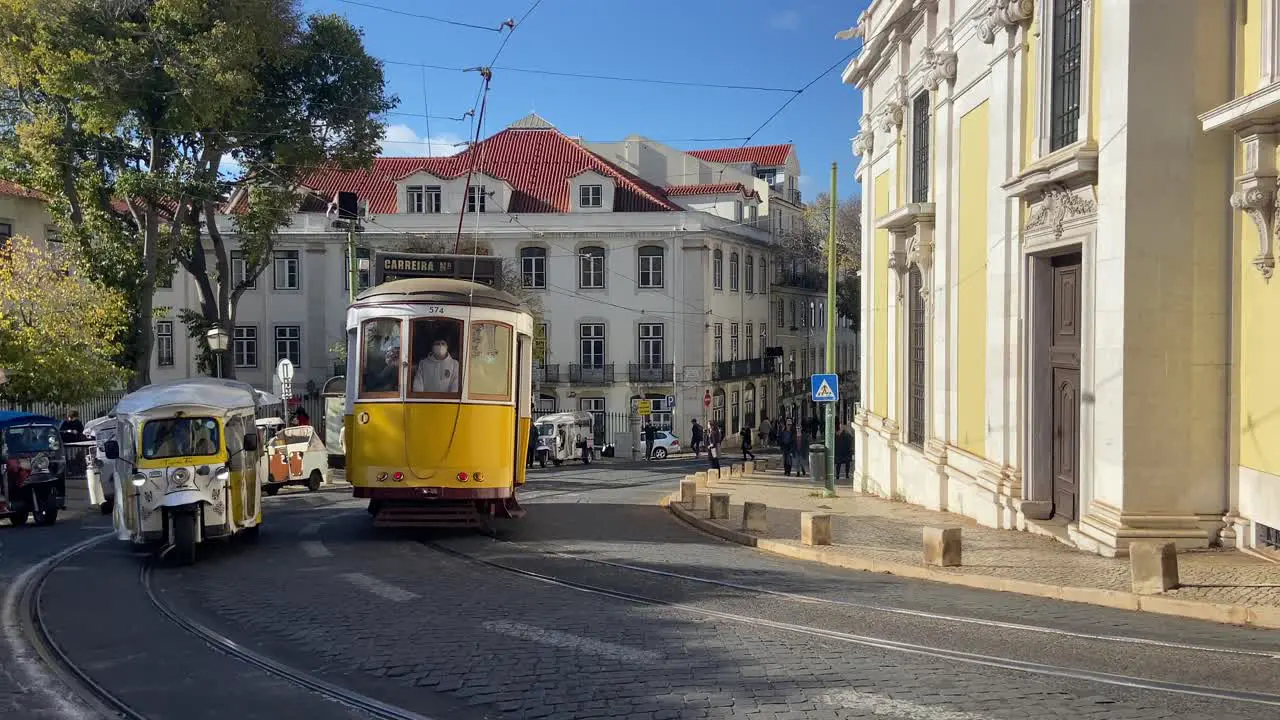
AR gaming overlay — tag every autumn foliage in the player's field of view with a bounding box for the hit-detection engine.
[0,236,129,406]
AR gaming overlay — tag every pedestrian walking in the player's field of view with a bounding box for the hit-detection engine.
[643,421,657,461]
[796,422,809,476]
[779,419,796,476]
[758,416,772,448]
[835,424,853,482]
[707,422,722,471]
[690,418,703,456]
[739,425,755,461]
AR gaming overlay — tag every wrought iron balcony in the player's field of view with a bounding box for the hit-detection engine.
[713,357,774,381]
[534,363,561,384]
[568,363,615,385]
[628,363,673,384]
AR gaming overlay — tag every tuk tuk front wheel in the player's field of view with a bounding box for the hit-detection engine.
[33,487,58,526]
[171,511,197,566]
[307,470,322,492]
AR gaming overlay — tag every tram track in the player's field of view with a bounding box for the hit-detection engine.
[9,530,436,720]
[419,539,1280,710]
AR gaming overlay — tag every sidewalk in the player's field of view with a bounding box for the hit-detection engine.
[667,460,1280,629]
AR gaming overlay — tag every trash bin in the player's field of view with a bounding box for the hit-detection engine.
[809,442,827,486]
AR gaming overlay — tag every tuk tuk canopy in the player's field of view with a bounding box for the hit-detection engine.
[113,378,259,417]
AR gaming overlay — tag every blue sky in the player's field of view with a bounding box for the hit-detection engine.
[302,0,871,199]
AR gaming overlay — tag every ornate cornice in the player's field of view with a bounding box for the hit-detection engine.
[1025,186,1095,240]
[1230,181,1278,281]
[921,48,958,91]
[975,0,1033,44]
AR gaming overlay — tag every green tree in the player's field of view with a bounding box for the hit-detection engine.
[0,0,397,385]
[0,236,129,406]
[778,194,862,331]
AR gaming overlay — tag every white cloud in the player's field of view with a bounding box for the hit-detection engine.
[769,10,801,30]
[380,124,466,157]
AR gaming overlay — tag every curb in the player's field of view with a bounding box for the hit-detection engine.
[666,499,1280,630]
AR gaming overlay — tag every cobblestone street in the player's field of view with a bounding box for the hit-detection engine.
[5,457,1280,719]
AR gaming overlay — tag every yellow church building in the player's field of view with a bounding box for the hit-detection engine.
[843,0,1279,558]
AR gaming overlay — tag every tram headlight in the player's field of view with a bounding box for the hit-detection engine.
[131,472,147,488]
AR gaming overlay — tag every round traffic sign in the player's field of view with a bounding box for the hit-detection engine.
[703,390,711,408]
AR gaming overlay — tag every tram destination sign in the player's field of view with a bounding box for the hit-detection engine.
[374,252,501,287]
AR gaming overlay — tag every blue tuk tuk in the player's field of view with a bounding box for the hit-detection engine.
[0,411,66,526]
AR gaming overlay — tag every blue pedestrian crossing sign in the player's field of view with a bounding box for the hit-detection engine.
[810,374,839,403]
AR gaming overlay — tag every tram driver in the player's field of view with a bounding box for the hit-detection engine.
[413,337,460,394]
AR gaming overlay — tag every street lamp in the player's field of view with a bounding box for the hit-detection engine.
[205,327,230,379]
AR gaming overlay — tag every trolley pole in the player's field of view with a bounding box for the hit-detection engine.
[823,162,838,497]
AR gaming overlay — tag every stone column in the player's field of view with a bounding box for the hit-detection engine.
[1079,0,1234,556]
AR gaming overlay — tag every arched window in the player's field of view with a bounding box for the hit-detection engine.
[729,252,740,292]
[745,255,755,293]
[907,266,926,447]
[520,247,546,289]
[637,246,664,288]
[579,246,605,289]
[712,249,723,290]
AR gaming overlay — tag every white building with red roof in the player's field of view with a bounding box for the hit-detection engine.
[145,114,855,444]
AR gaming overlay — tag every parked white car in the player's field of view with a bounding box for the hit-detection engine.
[648,430,681,459]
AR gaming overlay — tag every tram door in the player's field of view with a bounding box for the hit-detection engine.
[514,333,532,486]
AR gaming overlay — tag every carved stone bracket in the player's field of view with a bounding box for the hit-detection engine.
[1025,185,1096,240]
[876,98,905,134]
[852,114,875,158]
[878,202,936,308]
[921,48,958,91]
[1230,179,1278,281]
[975,0,1033,44]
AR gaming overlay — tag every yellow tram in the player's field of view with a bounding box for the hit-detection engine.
[344,271,535,528]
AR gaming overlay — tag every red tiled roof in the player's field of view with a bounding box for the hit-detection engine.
[298,127,681,214]
[0,179,46,201]
[687,144,793,167]
[664,183,760,200]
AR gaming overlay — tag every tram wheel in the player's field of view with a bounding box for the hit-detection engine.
[172,511,197,566]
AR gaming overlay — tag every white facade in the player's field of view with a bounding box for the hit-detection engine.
[151,117,856,444]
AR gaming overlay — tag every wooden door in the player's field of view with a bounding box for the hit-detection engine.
[1049,254,1082,522]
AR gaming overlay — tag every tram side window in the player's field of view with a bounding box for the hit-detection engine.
[468,322,513,401]
[360,318,403,397]
[410,318,464,397]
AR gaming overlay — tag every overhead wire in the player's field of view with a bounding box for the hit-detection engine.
[333,0,504,32]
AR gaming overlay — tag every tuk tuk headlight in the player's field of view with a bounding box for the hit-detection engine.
[131,472,147,488]
[32,455,49,472]
[214,466,230,482]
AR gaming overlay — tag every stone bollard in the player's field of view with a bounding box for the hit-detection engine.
[694,471,708,490]
[1129,541,1179,594]
[923,527,962,567]
[709,493,731,520]
[706,468,720,484]
[742,501,768,533]
[694,492,710,511]
[729,463,742,479]
[742,460,755,476]
[755,458,768,472]
[679,478,698,505]
[801,512,832,546]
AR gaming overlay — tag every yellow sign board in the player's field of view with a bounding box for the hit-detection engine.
[636,400,652,416]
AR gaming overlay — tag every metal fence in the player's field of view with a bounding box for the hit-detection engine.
[0,391,126,423]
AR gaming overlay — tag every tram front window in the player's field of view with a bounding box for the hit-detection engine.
[410,318,463,397]
[360,318,402,397]
[468,322,513,400]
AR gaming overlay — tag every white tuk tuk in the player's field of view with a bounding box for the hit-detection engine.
[102,378,264,565]
[259,423,329,495]
[532,411,595,467]
[81,415,118,514]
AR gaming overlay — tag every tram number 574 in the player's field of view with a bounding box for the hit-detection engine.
[422,306,447,315]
